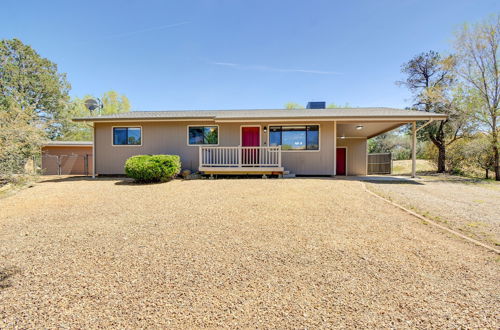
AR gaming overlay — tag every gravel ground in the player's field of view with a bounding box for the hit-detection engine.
[0,177,499,328]
[366,175,500,246]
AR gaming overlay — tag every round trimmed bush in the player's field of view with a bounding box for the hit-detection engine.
[125,155,181,183]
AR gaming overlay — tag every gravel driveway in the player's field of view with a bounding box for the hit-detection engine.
[366,175,500,246]
[0,177,498,328]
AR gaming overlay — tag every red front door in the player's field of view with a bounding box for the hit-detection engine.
[242,127,260,165]
[242,127,260,147]
[336,148,346,175]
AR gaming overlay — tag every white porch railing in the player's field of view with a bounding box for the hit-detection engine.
[199,146,282,168]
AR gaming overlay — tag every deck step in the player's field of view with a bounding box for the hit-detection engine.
[282,173,296,178]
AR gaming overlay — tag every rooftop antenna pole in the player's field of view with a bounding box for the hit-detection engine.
[84,98,103,180]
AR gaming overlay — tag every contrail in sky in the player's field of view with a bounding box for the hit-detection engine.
[102,21,190,39]
[211,61,340,75]
[75,21,190,45]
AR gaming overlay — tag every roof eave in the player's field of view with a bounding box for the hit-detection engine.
[72,114,448,123]
[215,114,448,121]
[72,116,216,122]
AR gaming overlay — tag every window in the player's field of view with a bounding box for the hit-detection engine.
[269,125,319,150]
[113,127,141,145]
[188,126,219,145]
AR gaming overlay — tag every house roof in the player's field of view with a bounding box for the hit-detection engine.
[73,108,447,122]
[44,141,93,147]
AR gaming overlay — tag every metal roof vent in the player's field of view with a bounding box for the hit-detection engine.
[306,101,326,109]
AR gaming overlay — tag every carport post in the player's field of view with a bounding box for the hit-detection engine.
[92,124,96,178]
[411,121,416,178]
[333,121,337,176]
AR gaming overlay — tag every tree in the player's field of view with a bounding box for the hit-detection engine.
[0,38,70,181]
[59,91,131,141]
[368,128,427,160]
[464,134,495,179]
[0,99,45,181]
[327,102,351,108]
[0,38,70,139]
[454,15,500,180]
[101,90,131,114]
[284,102,304,109]
[398,50,469,172]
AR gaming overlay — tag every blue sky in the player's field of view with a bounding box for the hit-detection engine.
[3,0,499,110]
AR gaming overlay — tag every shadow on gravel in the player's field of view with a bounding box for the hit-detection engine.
[114,179,167,186]
[423,175,493,185]
[39,176,123,183]
[361,180,424,185]
[0,267,20,290]
[39,176,164,186]
[339,176,424,185]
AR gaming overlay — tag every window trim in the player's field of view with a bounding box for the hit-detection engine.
[267,123,321,152]
[111,126,143,147]
[187,125,220,146]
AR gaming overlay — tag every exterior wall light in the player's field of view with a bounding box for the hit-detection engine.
[263,126,267,133]
[356,125,364,130]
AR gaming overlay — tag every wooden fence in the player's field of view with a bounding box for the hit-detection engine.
[367,153,392,174]
[41,154,92,175]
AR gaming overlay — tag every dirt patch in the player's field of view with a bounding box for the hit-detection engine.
[0,177,498,328]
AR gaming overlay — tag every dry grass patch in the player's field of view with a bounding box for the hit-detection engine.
[392,159,436,175]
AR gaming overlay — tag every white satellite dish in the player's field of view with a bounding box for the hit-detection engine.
[84,98,102,113]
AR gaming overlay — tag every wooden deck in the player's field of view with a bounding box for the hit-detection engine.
[199,167,285,175]
[199,146,283,175]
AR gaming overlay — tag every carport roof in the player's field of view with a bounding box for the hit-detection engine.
[73,108,447,122]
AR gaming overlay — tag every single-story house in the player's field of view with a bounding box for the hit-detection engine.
[41,141,93,175]
[73,102,446,177]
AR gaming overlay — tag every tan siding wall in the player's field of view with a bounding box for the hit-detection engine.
[95,121,214,174]
[337,138,367,175]
[94,121,366,176]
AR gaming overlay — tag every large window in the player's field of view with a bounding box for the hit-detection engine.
[113,127,141,145]
[188,126,218,145]
[269,125,319,150]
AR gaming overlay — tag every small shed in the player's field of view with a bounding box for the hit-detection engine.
[41,141,93,175]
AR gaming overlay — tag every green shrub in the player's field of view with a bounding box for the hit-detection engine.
[125,155,181,183]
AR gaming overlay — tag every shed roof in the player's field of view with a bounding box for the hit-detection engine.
[73,108,447,122]
[44,141,93,147]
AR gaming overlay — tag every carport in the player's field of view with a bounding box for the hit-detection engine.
[336,118,440,178]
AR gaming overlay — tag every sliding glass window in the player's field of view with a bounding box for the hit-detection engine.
[269,125,319,150]
[188,126,219,145]
[113,127,141,145]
